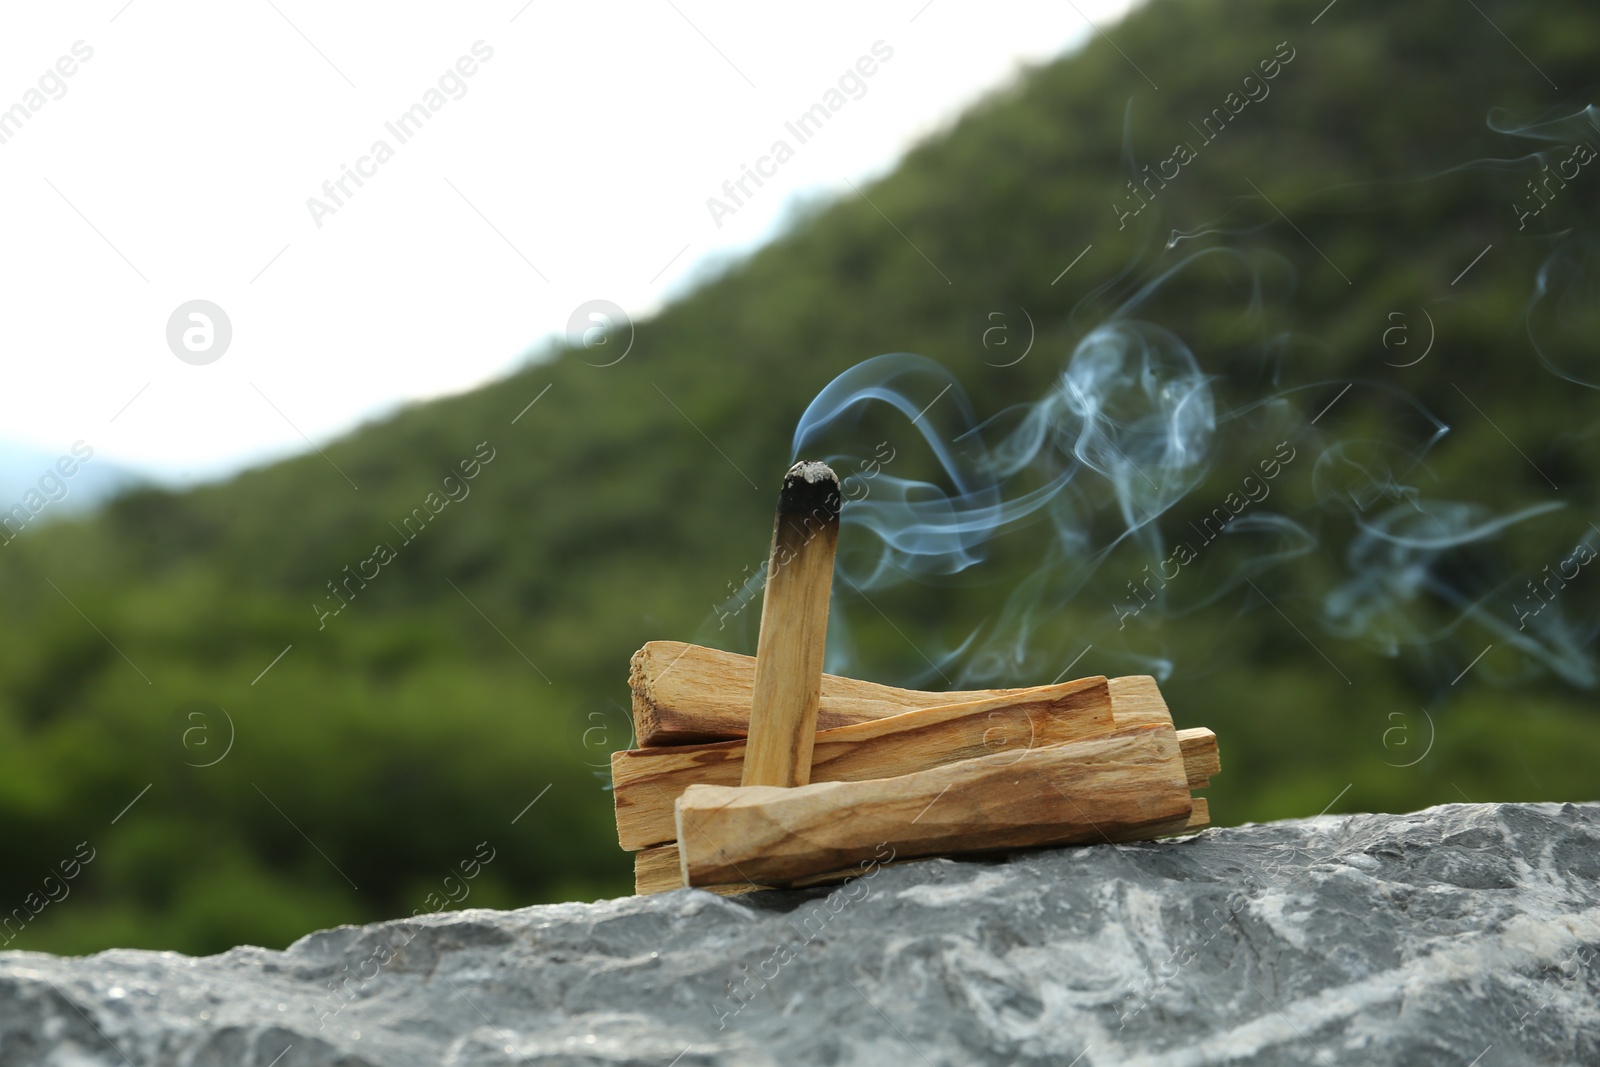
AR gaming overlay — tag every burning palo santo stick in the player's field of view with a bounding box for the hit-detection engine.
[741,461,842,788]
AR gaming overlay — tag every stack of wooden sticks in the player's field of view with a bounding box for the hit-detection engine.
[608,462,1220,894]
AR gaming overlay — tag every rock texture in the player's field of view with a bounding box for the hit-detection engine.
[2,802,1597,1066]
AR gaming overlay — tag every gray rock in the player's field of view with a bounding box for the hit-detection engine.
[2,802,1597,1066]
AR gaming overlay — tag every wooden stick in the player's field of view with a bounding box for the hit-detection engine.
[741,461,841,788]
[620,723,1214,853]
[633,843,848,896]
[630,669,1220,894]
[634,798,1210,895]
[1105,674,1179,729]
[633,843,764,896]
[613,671,1220,850]
[1104,797,1210,843]
[612,675,1114,850]
[633,841,687,895]
[629,642,1207,748]
[628,641,1034,746]
[1177,727,1219,788]
[677,723,1192,887]
[1106,676,1220,783]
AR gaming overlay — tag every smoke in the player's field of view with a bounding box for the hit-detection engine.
[698,98,1598,695]
[1323,499,1580,680]
[760,340,1584,690]
[791,321,1213,578]
[1528,237,1600,391]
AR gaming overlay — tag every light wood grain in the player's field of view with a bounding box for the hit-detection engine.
[633,843,888,896]
[629,643,1208,748]
[676,723,1192,887]
[634,797,1210,895]
[1177,728,1218,788]
[742,504,837,787]
[622,663,1222,894]
[634,843,764,896]
[612,676,1114,850]
[629,641,1073,746]
[1103,673,1219,785]
[612,679,1218,852]
[1106,674,1175,728]
[1103,796,1210,842]
[633,842,683,895]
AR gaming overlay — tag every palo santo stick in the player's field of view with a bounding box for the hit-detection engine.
[634,843,890,896]
[634,844,764,897]
[742,461,841,788]
[1177,728,1219,788]
[614,679,1220,850]
[1107,674,1178,729]
[1104,797,1210,843]
[634,843,693,895]
[620,722,1213,853]
[629,641,1033,746]
[1107,675,1219,784]
[630,641,1207,748]
[677,723,1192,887]
[612,675,1114,850]
[637,797,1211,895]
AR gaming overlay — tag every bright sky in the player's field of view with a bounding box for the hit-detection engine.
[0,0,1142,485]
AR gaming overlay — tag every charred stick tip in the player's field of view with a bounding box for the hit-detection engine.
[778,460,842,520]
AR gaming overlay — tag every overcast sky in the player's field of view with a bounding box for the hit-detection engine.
[0,1,1142,486]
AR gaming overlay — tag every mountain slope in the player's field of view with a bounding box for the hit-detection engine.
[3,0,1597,955]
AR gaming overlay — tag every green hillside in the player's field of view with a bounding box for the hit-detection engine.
[4,0,1598,955]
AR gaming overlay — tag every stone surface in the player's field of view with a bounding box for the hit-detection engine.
[2,802,1597,1066]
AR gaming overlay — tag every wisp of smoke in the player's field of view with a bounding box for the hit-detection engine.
[697,101,1597,695]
